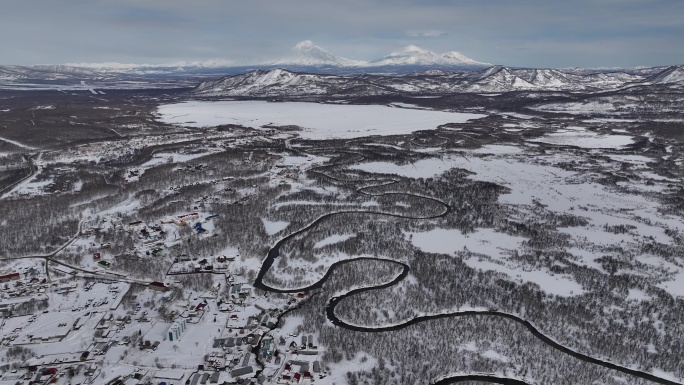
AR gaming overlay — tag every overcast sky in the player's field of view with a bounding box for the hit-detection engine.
[1,0,683,68]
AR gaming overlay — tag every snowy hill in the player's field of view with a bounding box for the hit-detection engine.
[0,65,100,81]
[191,65,681,97]
[468,66,538,92]
[193,69,391,97]
[467,66,647,93]
[645,65,684,87]
[528,69,573,87]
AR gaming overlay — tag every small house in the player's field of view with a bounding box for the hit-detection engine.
[230,366,252,378]
[149,281,169,291]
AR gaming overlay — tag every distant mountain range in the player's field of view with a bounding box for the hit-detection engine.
[0,40,682,93]
[269,40,489,69]
[192,65,684,97]
[0,41,490,80]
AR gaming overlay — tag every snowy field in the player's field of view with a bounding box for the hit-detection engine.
[350,144,684,298]
[407,228,584,296]
[530,101,635,114]
[528,127,634,149]
[156,101,486,140]
[262,219,289,236]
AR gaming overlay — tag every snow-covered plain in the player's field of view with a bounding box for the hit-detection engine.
[530,101,634,114]
[351,144,684,298]
[529,128,634,149]
[262,219,289,235]
[406,227,584,297]
[156,101,486,140]
[350,157,464,179]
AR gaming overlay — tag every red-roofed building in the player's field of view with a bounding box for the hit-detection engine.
[0,273,20,283]
[149,281,169,291]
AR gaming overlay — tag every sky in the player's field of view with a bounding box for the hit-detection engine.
[1,0,683,68]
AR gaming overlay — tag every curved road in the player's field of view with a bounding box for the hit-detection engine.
[2,217,150,285]
[0,152,41,199]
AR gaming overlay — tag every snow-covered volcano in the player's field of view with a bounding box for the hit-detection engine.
[272,40,365,67]
[269,41,488,70]
[370,45,488,67]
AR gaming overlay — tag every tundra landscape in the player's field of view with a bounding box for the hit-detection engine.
[0,56,683,385]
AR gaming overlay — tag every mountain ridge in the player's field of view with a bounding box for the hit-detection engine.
[192,65,680,97]
[3,41,680,80]
[46,41,490,73]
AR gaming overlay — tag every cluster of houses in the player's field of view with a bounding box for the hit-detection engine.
[0,268,46,293]
[170,254,235,274]
[0,184,328,385]
[274,164,300,183]
[185,371,223,385]
[82,213,125,235]
[10,361,152,385]
[96,312,134,340]
[176,163,209,173]
[127,212,221,257]
[124,168,142,183]
[0,269,50,318]
[278,358,322,384]
[286,335,318,355]
[129,220,168,253]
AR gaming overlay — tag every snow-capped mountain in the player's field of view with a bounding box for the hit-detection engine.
[0,41,490,85]
[269,41,488,70]
[272,40,365,67]
[1,41,681,92]
[370,45,488,67]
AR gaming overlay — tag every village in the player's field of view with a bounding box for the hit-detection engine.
[0,144,331,385]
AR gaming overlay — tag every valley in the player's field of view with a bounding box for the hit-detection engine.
[0,66,683,385]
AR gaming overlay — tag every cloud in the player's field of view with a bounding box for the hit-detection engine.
[0,0,682,67]
[407,30,449,37]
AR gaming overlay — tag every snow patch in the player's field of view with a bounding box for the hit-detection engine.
[262,219,289,235]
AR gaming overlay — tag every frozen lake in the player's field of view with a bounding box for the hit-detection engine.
[156,100,486,140]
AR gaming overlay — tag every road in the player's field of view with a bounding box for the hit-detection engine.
[0,152,41,199]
